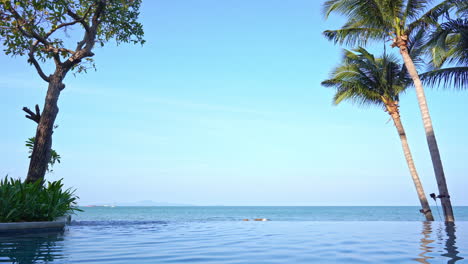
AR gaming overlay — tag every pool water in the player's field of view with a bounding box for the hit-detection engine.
[1,207,467,263]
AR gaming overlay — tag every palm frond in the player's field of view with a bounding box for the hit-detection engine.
[322,48,409,108]
[420,66,468,90]
[406,28,430,69]
[403,0,430,24]
[426,18,468,68]
[323,0,395,47]
[407,0,455,34]
[323,28,387,46]
[323,0,386,26]
[455,1,468,17]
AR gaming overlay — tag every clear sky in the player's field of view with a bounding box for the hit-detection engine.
[1,0,467,206]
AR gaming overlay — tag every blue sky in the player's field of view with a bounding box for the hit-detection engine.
[1,0,467,206]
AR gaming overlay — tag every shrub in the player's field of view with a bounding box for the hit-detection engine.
[0,176,81,222]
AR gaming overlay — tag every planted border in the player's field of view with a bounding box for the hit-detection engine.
[0,177,81,223]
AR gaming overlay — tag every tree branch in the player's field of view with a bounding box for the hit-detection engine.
[67,5,95,52]
[75,34,88,52]
[35,43,63,65]
[22,104,41,124]
[66,5,93,33]
[7,6,49,46]
[28,55,50,82]
[45,3,96,40]
[63,1,106,69]
[85,0,106,50]
[28,40,50,82]
[44,20,82,39]
[43,46,75,55]
[91,0,106,30]
[7,4,63,67]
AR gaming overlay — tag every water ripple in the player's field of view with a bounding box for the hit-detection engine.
[70,220,168,226]
[0,221,467,264]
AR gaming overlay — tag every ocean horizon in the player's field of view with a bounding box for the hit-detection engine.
[74,205,468,222]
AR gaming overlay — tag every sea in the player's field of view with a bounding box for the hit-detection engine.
[1,206,468,264]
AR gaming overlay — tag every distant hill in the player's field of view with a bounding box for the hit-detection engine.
[117,200,194,206]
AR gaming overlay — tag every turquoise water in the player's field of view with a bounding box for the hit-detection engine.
[73,206,468,222]
[1,206,467,263]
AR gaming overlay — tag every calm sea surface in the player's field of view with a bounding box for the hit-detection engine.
[1,206,468,263]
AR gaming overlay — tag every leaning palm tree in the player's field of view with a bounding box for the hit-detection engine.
[322,48,434,221]
[422,18,468,90]
[323,0,456,222]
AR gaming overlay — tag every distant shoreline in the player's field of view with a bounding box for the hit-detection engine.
[78,205,468,207]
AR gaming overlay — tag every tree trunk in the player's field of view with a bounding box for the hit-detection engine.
[385,101,434,221]
[25,71,65,184]
[399,46,455,222]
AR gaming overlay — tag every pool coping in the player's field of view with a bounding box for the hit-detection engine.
[0,216,71,232]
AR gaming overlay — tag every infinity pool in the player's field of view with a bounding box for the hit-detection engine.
[1,220,466,263]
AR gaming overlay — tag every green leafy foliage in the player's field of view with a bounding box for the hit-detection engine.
[0,0,145,75]
[0,176,81,222]
[322,48,410,107]
[322,0,458,46]
[323,0,468,90]
[421,18,468,89]
[427,18,468,67]
[26,137,61,173]
[421,66,468,90]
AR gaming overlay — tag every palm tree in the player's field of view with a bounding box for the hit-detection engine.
[422,18,468,90]
[323,0,457,222]
[322,48,434,221]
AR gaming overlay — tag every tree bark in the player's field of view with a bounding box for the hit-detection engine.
[385,101,434,221]
[25,70,65,183]
[399,45,455,222]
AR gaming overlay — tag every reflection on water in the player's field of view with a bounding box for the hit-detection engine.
[441,222,464,264]
[415,221,435,263]
[416,221,464,264]
[0,231,65,264]
[0,222,466,264]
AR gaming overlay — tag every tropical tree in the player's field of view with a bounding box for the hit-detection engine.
[322,48,434,221]
[422,17,468,90]
[323,0,457,222]
[0,0,145,183]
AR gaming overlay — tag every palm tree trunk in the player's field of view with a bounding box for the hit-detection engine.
[399,46,454,222]
[385,101,434,221]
